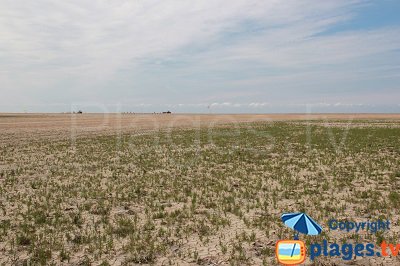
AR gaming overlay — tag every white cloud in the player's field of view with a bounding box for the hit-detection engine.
[0,0,399,112]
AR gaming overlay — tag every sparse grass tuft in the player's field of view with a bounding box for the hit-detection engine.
[0,119,399,264]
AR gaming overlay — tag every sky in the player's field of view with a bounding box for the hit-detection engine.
[0,0,399,113]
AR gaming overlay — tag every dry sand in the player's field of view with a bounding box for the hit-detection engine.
[1,113,400,265]
[1,113,399,132]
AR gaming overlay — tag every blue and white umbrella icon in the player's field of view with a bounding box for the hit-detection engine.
[281,212,322,236]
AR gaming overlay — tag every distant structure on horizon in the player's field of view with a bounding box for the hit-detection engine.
[120,111,172,114]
